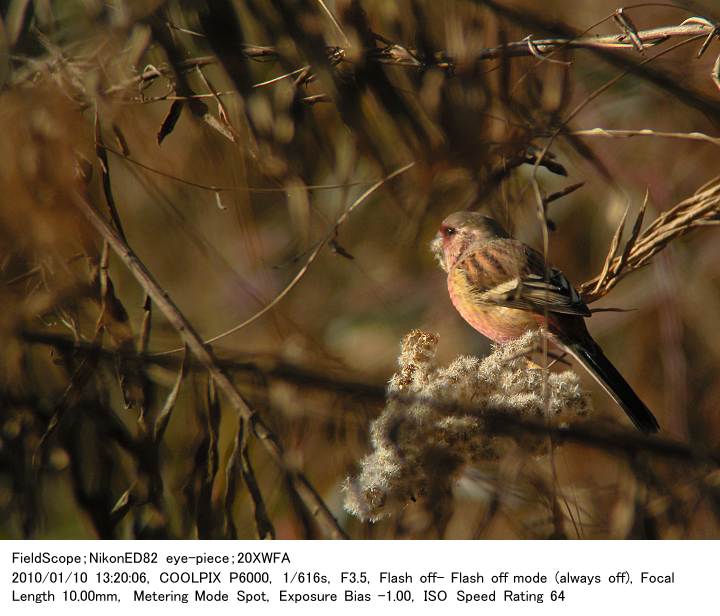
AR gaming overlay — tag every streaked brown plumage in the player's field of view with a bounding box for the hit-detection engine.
[431,211,660,434]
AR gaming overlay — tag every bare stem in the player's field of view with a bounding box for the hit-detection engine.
[71,191,348,539]
[103,20,718,97]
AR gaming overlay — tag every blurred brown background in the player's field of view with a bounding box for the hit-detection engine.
[1,0,719,539]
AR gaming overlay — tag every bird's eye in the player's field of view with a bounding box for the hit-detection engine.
[444,227,457,237]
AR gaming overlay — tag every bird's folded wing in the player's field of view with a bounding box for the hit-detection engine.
[476,272,590,316]
[460,244,591,317]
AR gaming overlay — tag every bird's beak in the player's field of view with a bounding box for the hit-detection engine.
[430,232,447,272]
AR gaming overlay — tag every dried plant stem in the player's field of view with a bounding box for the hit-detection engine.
[471,22,713,59]
[72,192,348,539]
[23,327,720,468]
[484,412,720,466]
[104,20,719,97]
[572,128,720,147]
[581,181,720,302]
[157,17,710,60]
[99,143,386,194]
[315,0,351,47]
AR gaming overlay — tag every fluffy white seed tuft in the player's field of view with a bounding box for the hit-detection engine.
[343,329,591,522]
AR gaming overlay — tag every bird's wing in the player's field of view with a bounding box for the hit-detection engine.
[457,240,591,317]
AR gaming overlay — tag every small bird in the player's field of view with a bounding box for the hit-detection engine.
[431,211,659,434]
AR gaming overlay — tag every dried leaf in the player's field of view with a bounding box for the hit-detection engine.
[33,330,103,465]
[112,123,131,156]
[188,98,237,143]
[543,181,585,207]
[138,295,152,354]
[225,417,276,539]
[592,205,628,295]
[154,349,187,444]
[157,100,184,144]
[330,238,354,259]
[615,191,648,276]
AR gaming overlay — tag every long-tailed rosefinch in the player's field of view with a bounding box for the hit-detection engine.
[431,211,660,434]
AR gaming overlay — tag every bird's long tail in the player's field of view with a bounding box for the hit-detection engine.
[563,340,660,434]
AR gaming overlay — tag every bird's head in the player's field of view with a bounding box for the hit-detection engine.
[431,211,510,272]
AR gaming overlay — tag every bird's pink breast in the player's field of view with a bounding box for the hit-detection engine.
[447,271,540,343]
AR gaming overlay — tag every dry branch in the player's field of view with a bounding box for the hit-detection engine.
[21,327,720,469]
[71,191,348,539]
[104,17,720,101]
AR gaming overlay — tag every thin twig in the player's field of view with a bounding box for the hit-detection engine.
[572,127,720,147]
[154,161,415,356]
[316,0,351,47]
[71,191,348,539]
[100,144,385,193]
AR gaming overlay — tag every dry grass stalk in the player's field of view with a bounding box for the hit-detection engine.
[93,17,719,102]
[572,128,720,147]
[581,180,720,303]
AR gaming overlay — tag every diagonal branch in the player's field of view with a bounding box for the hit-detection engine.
[71,191,348,539]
